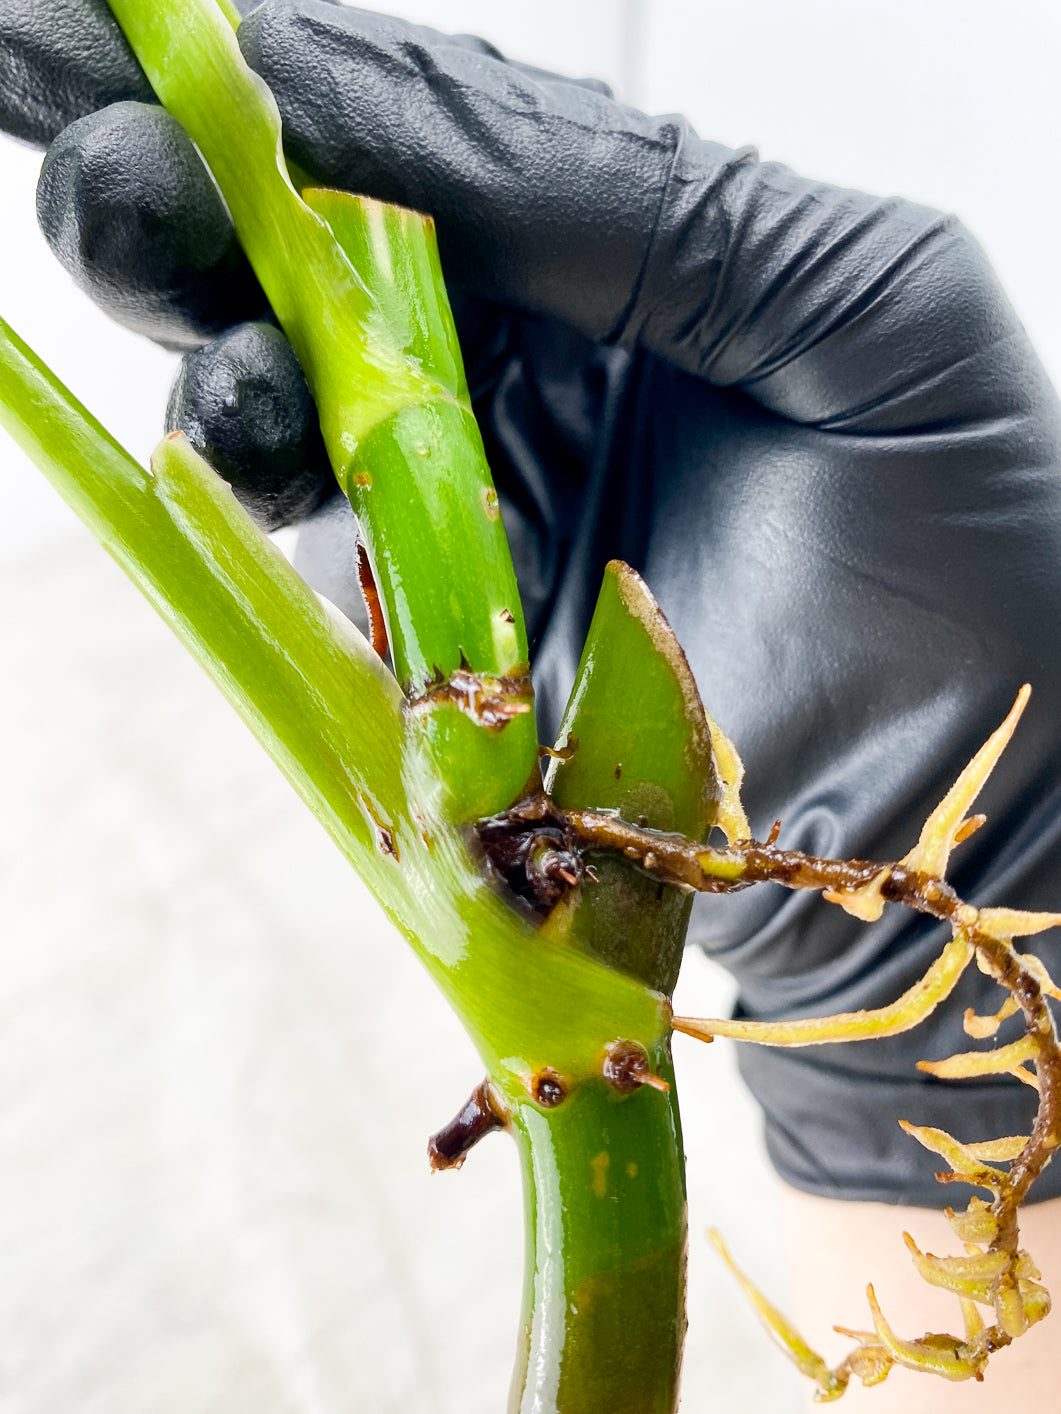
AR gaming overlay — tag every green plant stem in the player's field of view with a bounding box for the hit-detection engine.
[8,5,712,1407]
[509,1060,687,1414]
[0,314,699,1410]
[105,0,536,819]
[0,313,668,1104]
[501,562,719,1412]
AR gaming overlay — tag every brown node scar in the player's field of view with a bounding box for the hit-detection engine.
[359,793,399,862]
[407,663,533,731]
[427,1078,507,1172]
[538,733,578,763]
[531,1067,567,1108]
[476,794,584,914]
[355,537,389,660]
[603,1039,673,1094]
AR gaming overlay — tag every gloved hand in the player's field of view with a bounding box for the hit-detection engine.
[6,0,1061,1207]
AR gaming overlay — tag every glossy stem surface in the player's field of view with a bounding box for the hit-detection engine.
[509,1059,687,1414]
[105,0,536,818]
[0,313,669,1108]
[505,561,719,1411]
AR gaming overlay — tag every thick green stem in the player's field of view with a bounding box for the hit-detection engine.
[0,313,669,1106]
[7,5,714,1406]
[104,0,537,818]
[509,1057,687,1414]
[499,562,718,1411]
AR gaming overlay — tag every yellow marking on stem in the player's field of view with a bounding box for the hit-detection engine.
[902,685,1029,880]
[673,934,973,1047]
[590,1151,610,1198]
[696,849,745,882]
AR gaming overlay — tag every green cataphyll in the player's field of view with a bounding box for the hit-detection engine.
[2,1,1060,1407]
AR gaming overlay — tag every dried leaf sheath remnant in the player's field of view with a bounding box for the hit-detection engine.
[406,664,534,731]
[563,688,1061,1397]
[355,537,389,660]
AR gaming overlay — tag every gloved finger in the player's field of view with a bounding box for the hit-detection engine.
[0,0,152,148]
[166,321,333,530]
[11,0,612,357]
[36,101,267,349]
[241,1,1032,433]
[344,18,615,98]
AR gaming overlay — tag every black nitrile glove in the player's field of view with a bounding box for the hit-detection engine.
[6,0,1061,1206]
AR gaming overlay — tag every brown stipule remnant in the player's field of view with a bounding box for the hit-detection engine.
[428,1078,507,1173]
[538,733,578,763]
[355,537,389,661]
[531,1067,567,1108]
[477,795,584,914]
[406,664,533,732]
[603,1039,673,1094]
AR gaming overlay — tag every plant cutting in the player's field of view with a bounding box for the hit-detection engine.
[2,0,1061,1407]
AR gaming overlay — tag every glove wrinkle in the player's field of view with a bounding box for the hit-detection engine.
[36,102,267,349]
[0,0,153,148]
[238,2,675,341]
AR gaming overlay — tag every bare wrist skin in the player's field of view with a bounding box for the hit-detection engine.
[781,1186,1061,1411]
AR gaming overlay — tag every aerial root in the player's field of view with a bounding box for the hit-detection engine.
[917,1033,1041,1088]
[427,1078,507,1172]
[900,685,1029,880]
[569,687,1061,1397]
[864,1284,984,1382]
[672,934,974,1047]
[708,1230,854,1401]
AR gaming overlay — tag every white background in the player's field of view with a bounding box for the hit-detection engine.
[1,2,1059,1410]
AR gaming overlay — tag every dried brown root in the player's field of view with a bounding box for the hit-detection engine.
[427,1078,507,1172]
[564,687,1061,1396]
